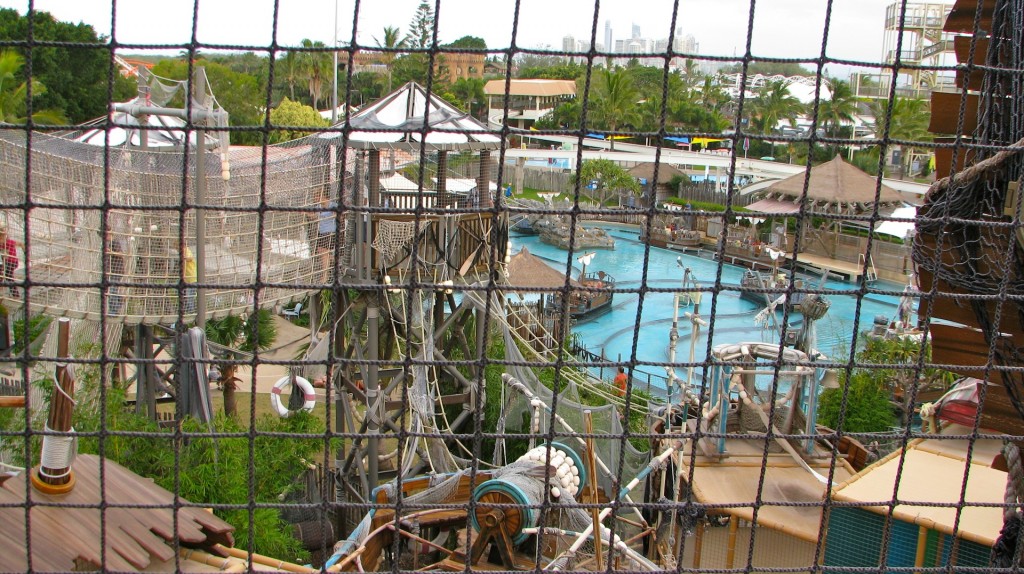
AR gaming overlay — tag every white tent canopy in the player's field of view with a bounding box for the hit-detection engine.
[321,82,501,150]
[69,98,220,149]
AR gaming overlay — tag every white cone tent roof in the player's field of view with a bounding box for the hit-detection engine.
[68,98,220,149]
[322,82,501,151]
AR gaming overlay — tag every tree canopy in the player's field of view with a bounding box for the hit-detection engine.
[445,35,486,50]
[0,49,66,124]
[406,2,436,49]
[0,8,135,122]
[573,159,640,205]
[268,97,329,143]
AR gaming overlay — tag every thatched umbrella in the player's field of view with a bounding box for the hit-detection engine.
[506,247,578,292]
[752,155,903,214]
[746,156,905,254]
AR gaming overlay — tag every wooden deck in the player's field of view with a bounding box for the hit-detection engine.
[790,252,870,282]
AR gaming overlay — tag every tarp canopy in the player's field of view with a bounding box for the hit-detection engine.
[323,82,501,151]
[758,156,904,214]
[832,444,1005,545]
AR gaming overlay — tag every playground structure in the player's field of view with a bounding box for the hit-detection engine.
[0,75,512,503]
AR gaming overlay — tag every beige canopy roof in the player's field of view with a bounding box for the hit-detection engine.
[506,247,578,290]
[756,156,904,214]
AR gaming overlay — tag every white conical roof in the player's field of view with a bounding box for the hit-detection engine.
[323,82,501,151]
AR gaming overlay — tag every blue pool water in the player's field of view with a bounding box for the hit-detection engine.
[510,225,903,391]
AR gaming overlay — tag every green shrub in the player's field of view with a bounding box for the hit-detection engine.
[818,370,896,433]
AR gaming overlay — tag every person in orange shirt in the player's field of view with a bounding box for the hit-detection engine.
[614,367,628,397]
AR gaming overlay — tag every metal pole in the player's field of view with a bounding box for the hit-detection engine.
[193,67,208,327]
[331,0,338,124]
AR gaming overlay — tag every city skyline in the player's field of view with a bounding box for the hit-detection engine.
[0,0,931,70]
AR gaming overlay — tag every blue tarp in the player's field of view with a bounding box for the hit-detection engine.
[665,136,690,144]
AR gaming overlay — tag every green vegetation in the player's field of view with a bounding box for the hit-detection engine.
[817,369,896,433]
[0,50,67,124]
[573,159,641,205]
[269,97,330,143]
[818,336,955,433]
[205,308,278,353]
[663,196,750,213]
[0,8,135,122]
[0,360,322,561]
[11,313,53,356]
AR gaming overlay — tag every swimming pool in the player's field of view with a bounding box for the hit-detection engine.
[510,225,903,391]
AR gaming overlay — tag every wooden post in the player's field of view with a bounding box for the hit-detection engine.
[583,410,603,570]
[32,318,76,494]
[366,301,380,491]
[477,150,492,209]
[914,525,928,572]
[436,151,448,207]
[725,517,739,570]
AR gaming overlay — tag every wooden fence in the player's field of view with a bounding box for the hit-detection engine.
[676,182,756,208]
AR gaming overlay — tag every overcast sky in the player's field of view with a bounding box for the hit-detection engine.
[0,0,941,73]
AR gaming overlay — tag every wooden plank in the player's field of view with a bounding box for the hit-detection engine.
[929,91,979,136]
[944,0,996,33]
[931,137,976,180]
[953,35,987,91]
[0,455,236,572]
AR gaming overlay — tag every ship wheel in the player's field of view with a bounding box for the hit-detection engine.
[469,480,534,568]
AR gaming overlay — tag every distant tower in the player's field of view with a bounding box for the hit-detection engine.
[562,35,579,63]
[604,20,612,54]
[632,23,641,39]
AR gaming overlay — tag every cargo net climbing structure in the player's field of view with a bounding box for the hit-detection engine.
[0,129,346,324]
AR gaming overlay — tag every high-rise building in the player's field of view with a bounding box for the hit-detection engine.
[604,20,613,55]
[631,23,641,39]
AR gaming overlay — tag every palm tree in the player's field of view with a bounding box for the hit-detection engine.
[299,39,332,110]
[870,96,932,177]
[819,78,858,150]
[590,67,640,150]
[373,26,406,92]
[281,50,299,101]
[748,79,804,135]
[0,50,66,124]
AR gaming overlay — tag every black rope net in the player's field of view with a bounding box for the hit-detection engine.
[0,0,1022,573]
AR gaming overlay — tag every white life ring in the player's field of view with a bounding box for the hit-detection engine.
[270,375,316,417]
